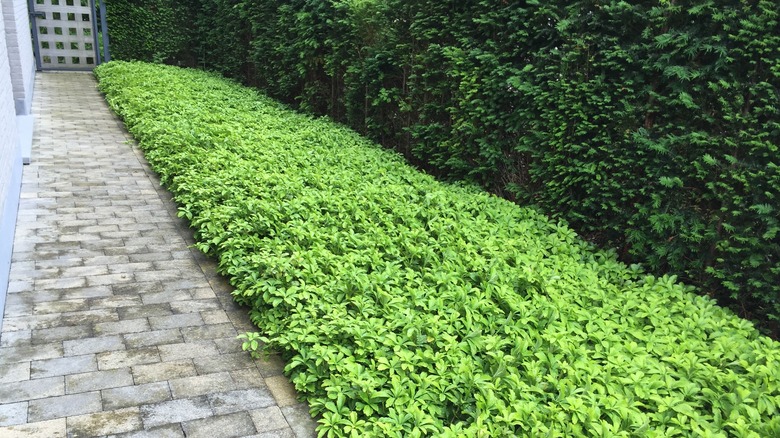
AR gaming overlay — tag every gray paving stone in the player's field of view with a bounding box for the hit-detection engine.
[0,330,32,348]
[31,324,93,344]
[28,391,102,422]
[180,323,237,342]
[0,344,63,364]
[66,368,134,393]
[182,411,257,438]
[59,309,119,327]
[158,341,220,362]
[251,406,289,432]
[255,354,287,378]
[141,290,192,305]
[102,381,171,410]
[169,372,235,399]
[230,369,271,390]
[265,376,300,408]
[32,299,89,315]
[170,299,221,314]
[60,286,114,300]
[209,388,276,415]
[149,313,203,330]
[0,376,64,403]
[67,407,143,436]
[63,335,125,356]
[117,303,173,320]
[0,402,27,426]
[89,295,143,310]
[281,404,318,438]
[87,273,136,287]
[94,318,151,336]
[201,309,232,325]
[193,352,257,374]
[123,329,183,349]
[108,423,185,438]
[113,281,164,296]
[30,354,96,378]
[0,418,67,438]
[215,337,246,354]
[108,262,154,274]
[131,360,197,385]
[35,276,87,290]
[97,347,160,370]
[0,362,31,383]
[141,397,214,428]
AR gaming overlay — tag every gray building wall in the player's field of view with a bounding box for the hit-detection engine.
[1,0,35,330]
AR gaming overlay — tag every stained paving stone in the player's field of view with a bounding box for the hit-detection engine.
[0,330,32,348]
[180,323,237,342]
[158,341,220,362]
[251,406,289,432]
[30,324,93,344]
[281,404,319,438]
[193,352,258,374]
[30,354,96,378]
[63,335,125,356]
[169,372,235,399]
[141,397,214,428]
[169,299,221,314]
[249,429,296,438]
[117,303,173,320]
[0,343,64,364]
[102,381,172,410]
[1,72,316,438]
[0,362,31,383]
[107,424,185,438]
[0,418,67,438]
[0,376,64,404]
[0,402,27,426]
[265,376,300,408]
[182,411,257,438]
[209,388,276,415]
[66,368,135,394]
[123,328,183,349]
[28,392,102,422]
[94,318,151,336]
[67,407,143,436]
[149,312,204,330]
[130,360,198,385]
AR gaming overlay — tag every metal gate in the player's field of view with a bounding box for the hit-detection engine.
[28,0,110,71]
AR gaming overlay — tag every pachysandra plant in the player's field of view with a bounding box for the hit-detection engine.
[96,61,780,438]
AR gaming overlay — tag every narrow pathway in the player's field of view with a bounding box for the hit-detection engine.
[0,72,317,438]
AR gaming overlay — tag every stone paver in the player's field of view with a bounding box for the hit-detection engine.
[0,72,316,437]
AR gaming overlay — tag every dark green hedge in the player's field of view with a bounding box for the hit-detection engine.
[105,0,780,333]
[104,0,195,64]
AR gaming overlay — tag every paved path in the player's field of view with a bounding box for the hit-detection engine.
[0,72,317,438]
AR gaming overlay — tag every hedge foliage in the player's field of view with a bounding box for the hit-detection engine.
[104,0,195,64]
[105,0,780,333]
[95,61,780,437]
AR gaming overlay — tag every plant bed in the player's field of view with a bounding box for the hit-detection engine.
[96,61,780,438]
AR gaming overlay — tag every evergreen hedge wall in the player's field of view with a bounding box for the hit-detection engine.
[106,0,780,334]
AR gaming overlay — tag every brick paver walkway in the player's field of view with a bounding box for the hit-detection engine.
[0,72,317,438]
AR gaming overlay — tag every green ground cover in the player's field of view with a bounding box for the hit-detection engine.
[95,61,780,437]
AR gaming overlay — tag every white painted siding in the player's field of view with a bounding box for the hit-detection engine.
[2,0,35,114]
[1,0,29,326]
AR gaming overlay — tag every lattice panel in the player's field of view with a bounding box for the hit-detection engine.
[34,0,96,69]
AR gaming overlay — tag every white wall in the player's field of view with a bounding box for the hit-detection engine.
[1,0,35,329]
[3,0,35,114]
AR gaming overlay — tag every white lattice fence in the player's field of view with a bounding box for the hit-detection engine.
[33,0,97,69]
